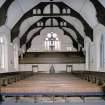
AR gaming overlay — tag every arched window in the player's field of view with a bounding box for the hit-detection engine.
[100,34,105,69]
[44,32,60,51]
[0,36,5,69]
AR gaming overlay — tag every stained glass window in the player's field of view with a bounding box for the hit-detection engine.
[45,32,60,51]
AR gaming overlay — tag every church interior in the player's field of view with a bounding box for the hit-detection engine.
[0,0,105,105]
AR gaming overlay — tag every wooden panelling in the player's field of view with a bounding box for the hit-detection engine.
[19,52,85,64]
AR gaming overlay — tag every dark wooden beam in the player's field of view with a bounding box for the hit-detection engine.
[60,27,78,50]
[60,18,84,47]
[90,0,105,27]
[20,17,49,47]
[0,0,15,26]
[20,17,84,48]
[26,27,45,50]
[11,1,93,42]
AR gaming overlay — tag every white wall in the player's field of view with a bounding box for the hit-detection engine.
[0,25,19,73]
[94,24,105,72]
[72,64,85,71]
[84,24,105,72]
[88,42,97,71]
[0,26,9,73]
[19,64,85,73]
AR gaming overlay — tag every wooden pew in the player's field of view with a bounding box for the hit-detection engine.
[0,71,33,87]
[72,71,105,86]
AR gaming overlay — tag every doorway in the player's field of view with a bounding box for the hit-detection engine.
[66,65,73,72]
[32,65,39,73]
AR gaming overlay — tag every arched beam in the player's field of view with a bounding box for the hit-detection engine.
[60,27,78,50]
[20,17,84,47]
[90,0,105,26]
[11,1,93,42]
[26,27,78,51]
[26,27,45,51]
[0,0,15,26]
[59,17,84,47]
[55,2,93,41]
[20,17,49,47]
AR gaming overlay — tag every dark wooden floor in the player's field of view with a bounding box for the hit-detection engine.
[1,73,102,95]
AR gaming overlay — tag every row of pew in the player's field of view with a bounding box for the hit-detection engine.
[71,71,105,96]
[0,71,33,87]
[72,71,105,86]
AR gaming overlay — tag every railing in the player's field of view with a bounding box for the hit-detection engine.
[19,52,85,64]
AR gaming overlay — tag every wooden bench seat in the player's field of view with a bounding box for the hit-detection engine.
[0,71,33,86]
[72,71,105,86]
